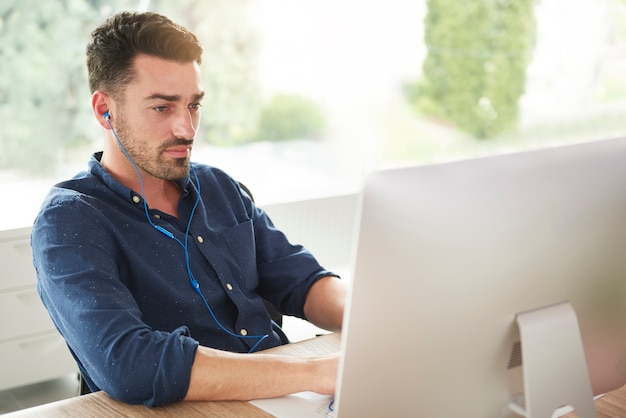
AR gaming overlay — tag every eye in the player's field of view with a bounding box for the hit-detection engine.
[153,106,168,113]
[189,102,202,111]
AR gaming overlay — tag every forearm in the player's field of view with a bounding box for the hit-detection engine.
[184,346,338,401]
[303,275,346,331]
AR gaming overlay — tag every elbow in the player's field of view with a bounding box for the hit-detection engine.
[93,366,189,407]
[103,379,186,407]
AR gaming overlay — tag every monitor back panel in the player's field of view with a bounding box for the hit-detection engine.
[335,138,626,418]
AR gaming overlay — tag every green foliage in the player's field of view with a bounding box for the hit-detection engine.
[254,94,326,142]
[407,0,536,139]
[0,0,102,174]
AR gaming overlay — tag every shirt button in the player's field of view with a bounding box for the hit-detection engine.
[197,235,204,243]
[226,283,233,291]
[240,329,248,336]
[132,196,141,203]
[154,214,161,219]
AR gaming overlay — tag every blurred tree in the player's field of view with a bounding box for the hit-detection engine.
[405,0,536,139]
[0,0,113,174]
[255,94,326,142]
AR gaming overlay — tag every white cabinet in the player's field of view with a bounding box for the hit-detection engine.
[0,227,77,392]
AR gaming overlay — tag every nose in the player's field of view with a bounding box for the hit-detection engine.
[172,109,197,139]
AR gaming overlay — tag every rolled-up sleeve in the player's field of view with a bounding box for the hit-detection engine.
[32,196,198,406]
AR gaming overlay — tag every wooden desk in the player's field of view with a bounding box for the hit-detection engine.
[562,385,626,418]
[3,333,341,418]
[4,331,626,417]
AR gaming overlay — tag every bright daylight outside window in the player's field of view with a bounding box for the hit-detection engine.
[1,0,626,230]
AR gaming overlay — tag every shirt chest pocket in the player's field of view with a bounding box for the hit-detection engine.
[220,220,259,290]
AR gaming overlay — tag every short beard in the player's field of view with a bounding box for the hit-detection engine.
[115,115,192,181]
[156,138,194,180]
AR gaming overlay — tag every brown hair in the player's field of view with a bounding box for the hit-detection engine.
[86,11,203,97]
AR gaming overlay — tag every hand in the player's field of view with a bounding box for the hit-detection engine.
[309,353,340,395]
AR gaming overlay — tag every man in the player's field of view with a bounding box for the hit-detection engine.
[31,11,346,407]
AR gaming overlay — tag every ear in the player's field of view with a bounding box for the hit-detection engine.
[92,91,112,129]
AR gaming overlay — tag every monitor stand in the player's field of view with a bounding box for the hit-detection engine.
[506,302,597,418]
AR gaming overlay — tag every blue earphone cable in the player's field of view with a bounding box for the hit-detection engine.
[105,112,268,352]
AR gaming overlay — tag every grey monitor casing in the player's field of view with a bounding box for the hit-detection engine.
[336,138,626,417]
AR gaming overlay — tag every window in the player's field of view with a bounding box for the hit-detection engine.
[2,0,626,230]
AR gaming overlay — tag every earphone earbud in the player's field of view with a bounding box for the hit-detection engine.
[104,111,111,120]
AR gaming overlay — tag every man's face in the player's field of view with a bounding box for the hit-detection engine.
[113,54,204,181]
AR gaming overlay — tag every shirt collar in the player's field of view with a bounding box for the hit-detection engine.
[88,151,192,202]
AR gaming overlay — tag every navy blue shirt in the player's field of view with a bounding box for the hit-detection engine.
[31,152,336,406]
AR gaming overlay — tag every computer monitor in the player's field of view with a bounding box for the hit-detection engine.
[334,137,626,417]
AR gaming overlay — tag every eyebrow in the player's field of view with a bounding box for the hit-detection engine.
[144,92,205,102]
